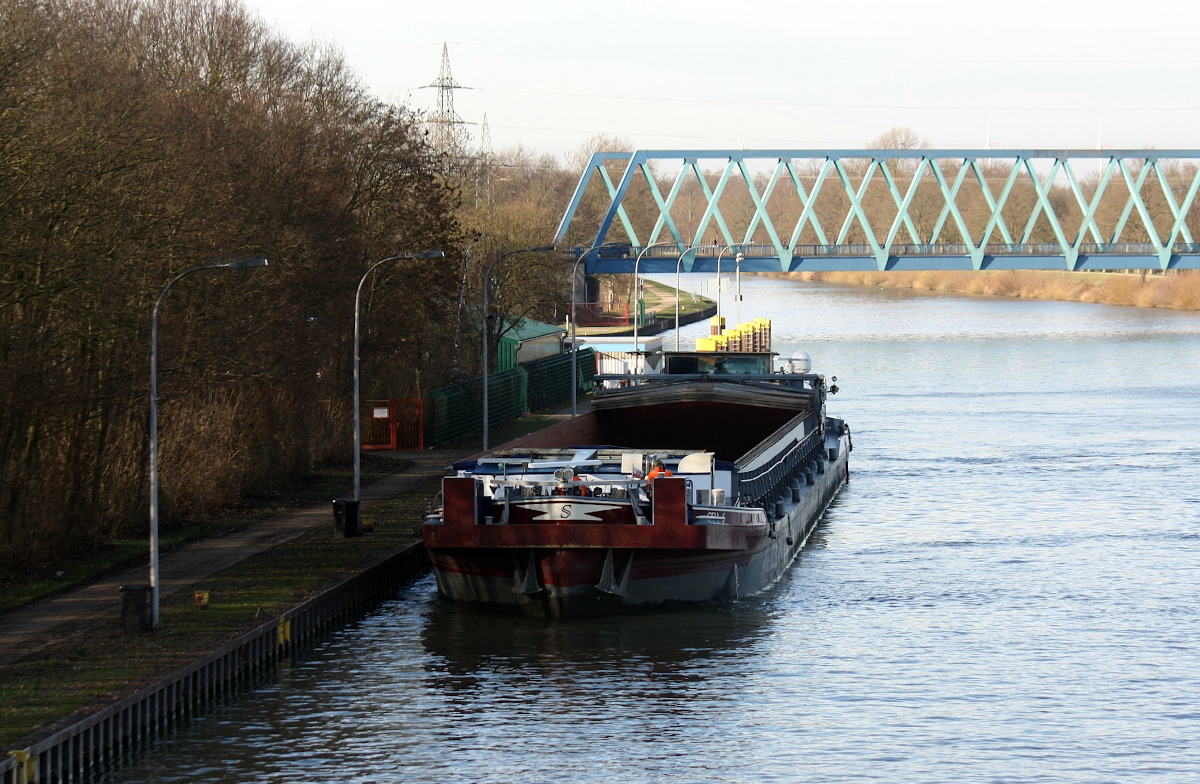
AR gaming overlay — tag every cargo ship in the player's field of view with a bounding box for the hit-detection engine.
[422,319,850,618]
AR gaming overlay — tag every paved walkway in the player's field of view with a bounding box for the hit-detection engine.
[0,450,470,667]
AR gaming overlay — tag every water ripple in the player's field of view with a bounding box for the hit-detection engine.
[106,281,1200,784]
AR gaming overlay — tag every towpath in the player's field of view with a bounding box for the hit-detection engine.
[0,450,470,667]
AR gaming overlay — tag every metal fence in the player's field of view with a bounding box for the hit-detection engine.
[572,302,632,326]
[523,351,587,412]
[424,349,596,447]
[425,366,527,447]
[1,543,431,784]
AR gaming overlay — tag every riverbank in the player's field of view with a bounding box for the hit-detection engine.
[0,459,447,750]
[757,270,1200,311]
[576,279,716,337]
[0,402,584,751]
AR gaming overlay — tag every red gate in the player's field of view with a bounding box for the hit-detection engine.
[362,399,424,450]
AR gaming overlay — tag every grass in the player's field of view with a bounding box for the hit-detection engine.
[0,384,586,747]
[0,457,399,617]
[575,280,715,337]
[642,279,714,318]
[0,474,440,749]
[0,408,574,748]
[763,269,1200,311]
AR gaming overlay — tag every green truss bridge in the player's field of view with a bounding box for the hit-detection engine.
[553,149,1200,274]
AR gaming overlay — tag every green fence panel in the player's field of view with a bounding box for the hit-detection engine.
[425,367,527,447]
[522,348,596,412]
[577,347,597,395]
[422,349,597,447]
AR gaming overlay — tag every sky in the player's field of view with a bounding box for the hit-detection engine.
[242,0,1200,164]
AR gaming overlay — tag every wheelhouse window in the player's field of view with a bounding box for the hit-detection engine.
[666,354,770,375]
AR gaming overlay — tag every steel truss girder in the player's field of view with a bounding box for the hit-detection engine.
[554,149,1200,273]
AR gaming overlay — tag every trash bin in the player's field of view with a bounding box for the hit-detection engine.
[119,584,150,632]
[332,499,362,538]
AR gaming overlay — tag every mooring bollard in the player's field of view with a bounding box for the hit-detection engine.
[119,584,150,632]
[332,499,362,538]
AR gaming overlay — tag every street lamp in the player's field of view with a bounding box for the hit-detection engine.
[353,251,444,506]
[735,251,746,325]
[714,244,741,333]
[481,245,555,451]
[569,242,626,417]
[149,256,267,629]
[675,245,710,350]
[632,241,682,362]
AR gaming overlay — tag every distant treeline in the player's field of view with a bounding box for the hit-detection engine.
[763,270,1200,311]
[0,0,482,568]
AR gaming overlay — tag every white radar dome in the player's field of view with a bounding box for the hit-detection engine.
[781,352,812,373]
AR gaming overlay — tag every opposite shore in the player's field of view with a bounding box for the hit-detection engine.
[756,270,1200,311]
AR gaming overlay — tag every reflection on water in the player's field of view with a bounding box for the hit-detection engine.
[417,595,779,732]
[421,595,773,683]
[107,280,1200,783]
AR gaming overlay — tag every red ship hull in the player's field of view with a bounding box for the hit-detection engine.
[423,426,850,618]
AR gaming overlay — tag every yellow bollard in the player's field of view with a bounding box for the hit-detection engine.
[193,590,209,610]
[276,617,292,645]
[9,749,36,783]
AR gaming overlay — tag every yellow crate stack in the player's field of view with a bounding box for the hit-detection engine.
[694,318,772,353]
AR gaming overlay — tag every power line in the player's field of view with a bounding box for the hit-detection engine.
[413,40,1200,68]
[470,86,1200,114]
[484,121,868,147]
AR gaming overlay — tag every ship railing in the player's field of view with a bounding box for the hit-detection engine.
[484,476,738,508]
[483,478,648,506]
[736,411,824,508]
[480,478,651,524]
[594,373,820,392]
[596,373,821,382]
[487,478,647,492]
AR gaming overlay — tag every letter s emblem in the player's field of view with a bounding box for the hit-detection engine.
[561,504,572,519]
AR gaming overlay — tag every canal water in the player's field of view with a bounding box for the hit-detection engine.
[108,278,1200,783]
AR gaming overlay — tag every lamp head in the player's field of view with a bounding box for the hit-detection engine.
[531,245,555,253]
[224,257,268,270]
[415,251,445,259]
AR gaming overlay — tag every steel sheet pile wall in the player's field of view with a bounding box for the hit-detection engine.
[1,542,431,784]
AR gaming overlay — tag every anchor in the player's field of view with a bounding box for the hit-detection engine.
[511,551,541,595]
[595,548,633,597]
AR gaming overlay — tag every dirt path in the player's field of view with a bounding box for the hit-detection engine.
[0,450,469,667]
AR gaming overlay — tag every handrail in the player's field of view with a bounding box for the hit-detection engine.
[595,373,821,382]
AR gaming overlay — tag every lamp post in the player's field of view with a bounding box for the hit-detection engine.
[354,251,444,505]
[149,257,267,629]
[735,252,745,325]
[481,245,555,451]
[675,245,710,350]
[632,241,680,365]
[569,242,626,417]
[714,244,740,333]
